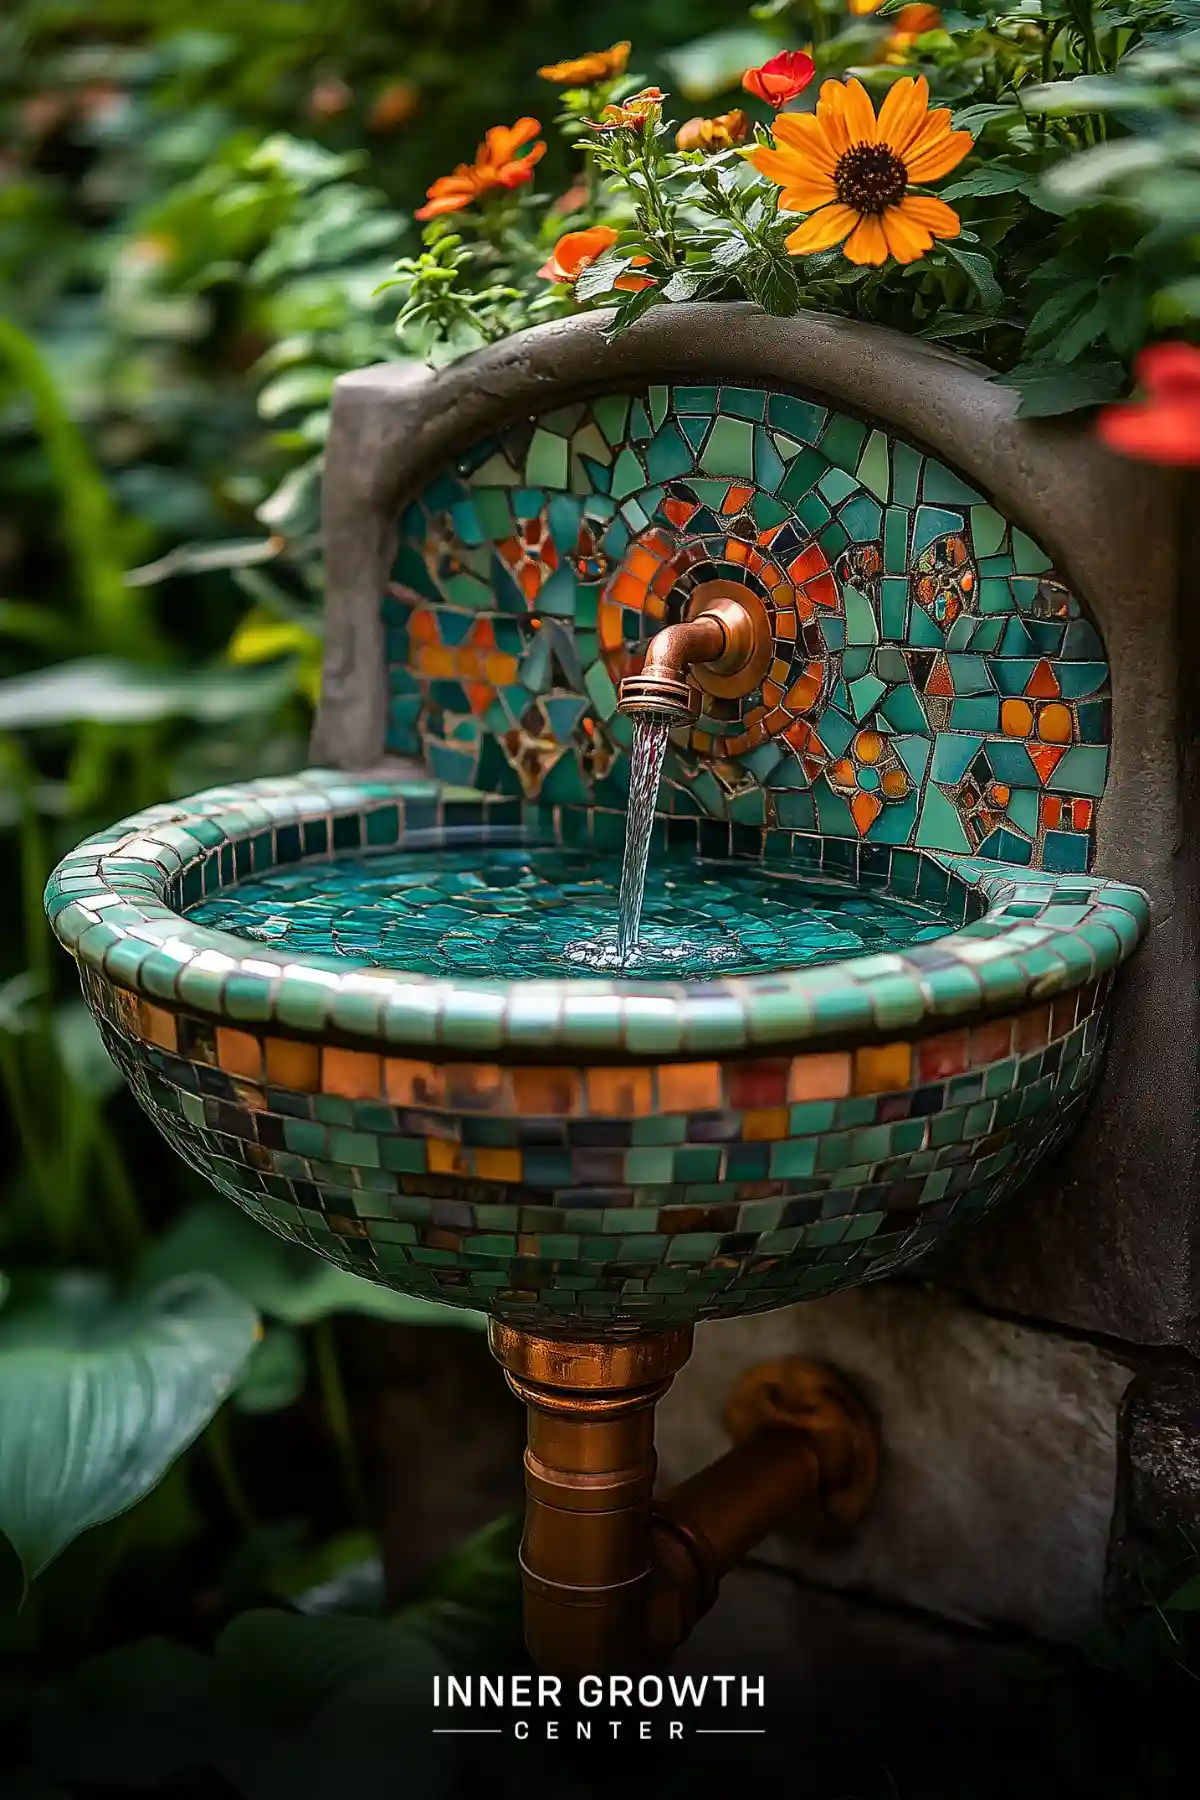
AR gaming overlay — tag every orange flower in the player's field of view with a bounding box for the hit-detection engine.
[676,110,750,152]
[741,50,816,109]
[848,0,885,11]
[538,42,631,85]
[587,87,665,132]
[885,5,943,60]
[538,226,654,292]
[749,75,972,266]
[415,117,546,220]
[369,80,420,133]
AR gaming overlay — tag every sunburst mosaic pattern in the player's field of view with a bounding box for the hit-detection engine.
[386,385,1110,874]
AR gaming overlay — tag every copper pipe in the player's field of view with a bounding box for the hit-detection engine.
[618,597,756,726]
[489,1324,693,1673]
[489,1327,879,1674]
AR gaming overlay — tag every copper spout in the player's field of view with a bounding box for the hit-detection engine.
[618,592,764,727]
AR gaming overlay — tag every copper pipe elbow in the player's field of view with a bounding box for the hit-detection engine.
[617,595,761,727]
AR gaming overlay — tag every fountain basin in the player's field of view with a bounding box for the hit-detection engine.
[46,767,1147,1333]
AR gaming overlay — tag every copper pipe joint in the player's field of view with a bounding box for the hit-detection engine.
[617,592,764,727]
[490,1324,879,1675]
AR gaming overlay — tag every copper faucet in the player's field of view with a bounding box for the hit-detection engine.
[617,583,774,728]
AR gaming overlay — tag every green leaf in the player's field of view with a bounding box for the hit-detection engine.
[995,360,1127,418]
[257,367,336,420]
[574,248,632,303]
[940,243,1004,312]
[917,312,1013,340]
[0,320,141,661]
[52,1000,123,1102]
[0,1273,258,1579]
[139,1201,485,1330]
[1163,1572,1200,1611]
[662,270,704,302]
[29,1614,455,1799]
[1039,139,1168,207]
[952,102,1024,133]
[940,167,1033,200]
[0,658,296,729]
[233,1325,306,1414]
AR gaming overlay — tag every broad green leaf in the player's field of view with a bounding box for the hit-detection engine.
[995,359,1127,417]
[1163,1572,1200,1611]
[29,1614,455,1800]
[940,167,1033,200]
[52,999,123,1101]
[574,248,633,303]
[940,243,1005,313]
[139,1201,485,1330]
[663,28,779,101]
[0,658,296,729]
[1040,139,1167,206]
[233,1324,306,1414]
[0,1273,258,1579]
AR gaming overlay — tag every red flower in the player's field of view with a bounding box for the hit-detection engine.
[1096,342,1200,467]
[742,50,816,109]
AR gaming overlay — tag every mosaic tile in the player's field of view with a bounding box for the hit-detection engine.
[393,383,1111,872]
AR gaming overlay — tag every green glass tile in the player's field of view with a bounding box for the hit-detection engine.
[767,394,825,440]
[1012,528,1053,573]
[611,446,646,499]
[721,386,766,420]
[754,428,785,491]
[922,461,984,505]
[525,430,569,488]
[915,782,973,853]
[676,385,718,413]
[820,414,868,472]
[1047,745,1108,797]
[857,429,890,501]
[840,494,883,540]
[700,416,755,478]
[912,505,964,558]
[593,394,630,445]
[645,424,693,484]
[884,508,909,572]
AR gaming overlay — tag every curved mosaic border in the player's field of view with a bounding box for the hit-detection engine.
[45,769,1149,1059]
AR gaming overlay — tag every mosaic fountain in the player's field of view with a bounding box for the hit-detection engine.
[46,306,1150,1673]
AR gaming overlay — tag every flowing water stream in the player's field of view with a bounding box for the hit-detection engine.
[616,718,670,962]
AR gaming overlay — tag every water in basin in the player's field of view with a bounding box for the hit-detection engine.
[185,841,956,981]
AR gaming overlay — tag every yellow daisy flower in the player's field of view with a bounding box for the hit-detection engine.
[749,75,973,266]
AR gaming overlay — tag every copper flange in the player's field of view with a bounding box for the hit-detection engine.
[684,579,774,701]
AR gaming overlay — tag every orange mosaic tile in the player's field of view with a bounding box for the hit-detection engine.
[216,1025,261,1079]
[138,1000,179,1053]
[265,1036,321,1091]
[512,1066,583,1117]
[853,1042,913,1094]
[587,1065,653,1116]
[788,1051,852,1102]
[658,1061,722,1112]
[322,1047,383,1100]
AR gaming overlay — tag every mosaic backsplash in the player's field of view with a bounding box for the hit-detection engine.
[386,384,1110,875]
